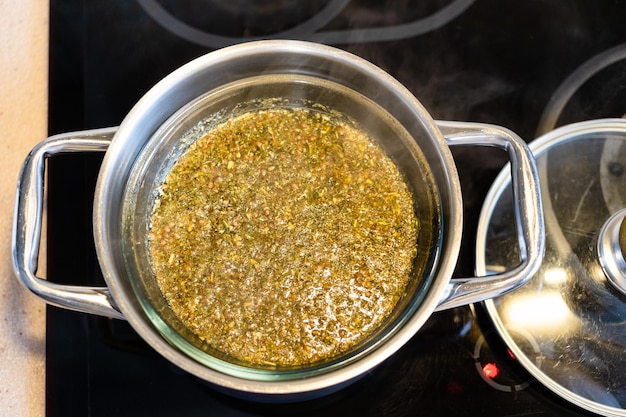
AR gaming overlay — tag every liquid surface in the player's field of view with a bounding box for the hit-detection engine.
[149,106,419,366]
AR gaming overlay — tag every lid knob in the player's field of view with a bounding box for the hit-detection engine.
[597,208,626,295]
[619,212,626,261]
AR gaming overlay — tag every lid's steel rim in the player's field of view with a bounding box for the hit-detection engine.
[476,118,626,417]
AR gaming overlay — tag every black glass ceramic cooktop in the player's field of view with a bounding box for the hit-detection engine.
[46,1,626,415]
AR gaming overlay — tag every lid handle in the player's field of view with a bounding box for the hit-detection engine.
[617,213,626,259]
[597,208,626,296]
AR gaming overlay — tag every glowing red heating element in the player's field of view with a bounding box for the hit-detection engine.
[482,362,500,379]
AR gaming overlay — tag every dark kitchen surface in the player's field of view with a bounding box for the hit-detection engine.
[46,1,626,416]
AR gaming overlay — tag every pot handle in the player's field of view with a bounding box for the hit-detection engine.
[435,121,545,311]
[12,127,125,319]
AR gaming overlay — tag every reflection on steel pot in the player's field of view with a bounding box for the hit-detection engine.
[12,40,544,400]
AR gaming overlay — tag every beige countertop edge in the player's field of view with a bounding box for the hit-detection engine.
[1,3,50,417]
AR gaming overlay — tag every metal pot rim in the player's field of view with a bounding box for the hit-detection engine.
[93,40,463,395]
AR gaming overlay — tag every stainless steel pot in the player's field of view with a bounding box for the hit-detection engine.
[12,40,544,399]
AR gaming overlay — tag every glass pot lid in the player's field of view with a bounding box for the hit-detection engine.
[476,119,626,416]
